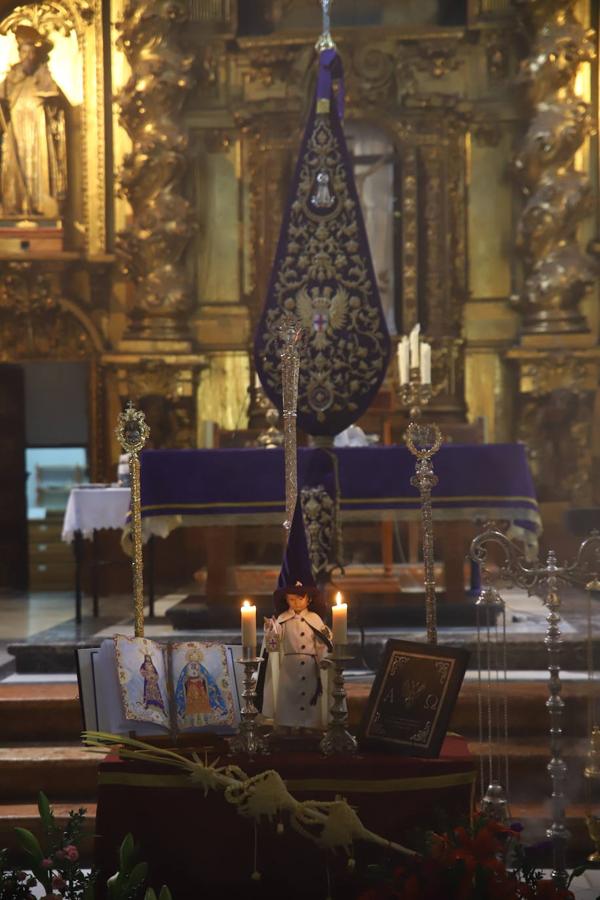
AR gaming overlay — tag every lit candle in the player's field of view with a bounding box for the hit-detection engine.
[254,372,261,390]
[397,336,409,385]
[332,591,348,646]
[409,323,420,369]
[420,342,431,385]
[241,599,256,652]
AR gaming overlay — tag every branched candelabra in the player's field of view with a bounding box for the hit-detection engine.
[470,526,600,887]
[116,402,150,638]
[279,317,304,533]
[398,365,441,645]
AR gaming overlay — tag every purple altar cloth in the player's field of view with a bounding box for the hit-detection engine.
[137,444,540,549]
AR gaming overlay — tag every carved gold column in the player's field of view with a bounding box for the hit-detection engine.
[512,0,596,335]
[116,0,196,348]
[508,1,599,505]
[506,348,600,503]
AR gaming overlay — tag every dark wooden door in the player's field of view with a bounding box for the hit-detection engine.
[0,365,27,589]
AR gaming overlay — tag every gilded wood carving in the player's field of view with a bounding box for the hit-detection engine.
[512,0,597,334]
[116,0,196,344]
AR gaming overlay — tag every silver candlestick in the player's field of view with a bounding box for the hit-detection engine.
[229,653,269,756]
[320,651,357,756]
[398,365,442,645]
[469,527,600,888]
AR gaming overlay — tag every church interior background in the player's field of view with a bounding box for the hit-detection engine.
[3,0,600,895]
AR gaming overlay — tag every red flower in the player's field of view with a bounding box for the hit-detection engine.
[63,844,79,862]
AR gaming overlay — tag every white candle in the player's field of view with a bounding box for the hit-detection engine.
[397,336,409,385]
[254,372,261,390]
[409,323,420,369]
[241,599,256,652]
[420,342,431,385]
[332,591,348,646]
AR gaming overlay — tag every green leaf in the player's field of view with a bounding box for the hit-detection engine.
[119,832,135,872]
[144,890,158,900]
[158,887,173,900]
[127,861,149,890]
[83,879,97,900]
[37,792,53,831]
[107,872,128,900]
[568,865,589,886]
[13,827,43,863]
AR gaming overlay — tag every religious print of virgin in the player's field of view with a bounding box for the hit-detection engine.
[114,635,169,729]
[171,642,235,731]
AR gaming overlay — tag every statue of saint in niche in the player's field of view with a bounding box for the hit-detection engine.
[0,26,67,220]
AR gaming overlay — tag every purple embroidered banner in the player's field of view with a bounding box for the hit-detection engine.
[254,48,391,436]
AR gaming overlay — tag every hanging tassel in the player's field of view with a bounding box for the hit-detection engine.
[277,820,284,835]
[325,861,333,900]
[251,821,261,881]
[347,856,356,872]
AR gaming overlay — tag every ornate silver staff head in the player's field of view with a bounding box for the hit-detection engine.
[316,0,335,51]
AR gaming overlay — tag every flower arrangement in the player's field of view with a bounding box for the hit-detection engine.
[358,816,579,900]
[0,788,589,899]
[0,793,171,900]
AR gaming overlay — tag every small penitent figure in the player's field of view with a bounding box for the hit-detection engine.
[261,500,333,732]
[139,653,166,714]
[0,25,67,218]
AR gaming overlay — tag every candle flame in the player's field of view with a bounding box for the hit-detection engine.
[335,591,343,606]
[242,599,252,609]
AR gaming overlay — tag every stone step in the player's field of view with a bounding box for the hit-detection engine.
[0,678,591,744]
[0,683,82,742]
[467,737,589,803]
[0,745,98,803]
[347,679,595,738]
[0,801,96,861]
[10,632,599,673]
[508,803,593,860]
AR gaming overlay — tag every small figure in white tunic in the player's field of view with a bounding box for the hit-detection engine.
[259,499,333,733]
[262,589,332,732]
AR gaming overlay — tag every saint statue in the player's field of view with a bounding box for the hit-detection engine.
[175,650,227,726]
[0,25,67,219]
[139,653,166,714]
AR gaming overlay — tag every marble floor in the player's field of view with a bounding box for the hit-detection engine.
[1,581,599,680]
[0,588,191,675]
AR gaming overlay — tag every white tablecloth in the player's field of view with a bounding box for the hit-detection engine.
[62,486,131,542]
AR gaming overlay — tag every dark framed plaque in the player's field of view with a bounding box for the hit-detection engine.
[358,640,469,757]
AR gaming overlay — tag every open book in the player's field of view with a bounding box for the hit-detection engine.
[77,635,242,737]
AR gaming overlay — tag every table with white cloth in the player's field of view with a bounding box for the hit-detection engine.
[61,486,149,622]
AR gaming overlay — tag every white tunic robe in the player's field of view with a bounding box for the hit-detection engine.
[261,609,331,730]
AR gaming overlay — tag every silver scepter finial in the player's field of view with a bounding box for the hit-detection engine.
[316,0,335,51]
[279,316,304,535]
[116,401,150,638]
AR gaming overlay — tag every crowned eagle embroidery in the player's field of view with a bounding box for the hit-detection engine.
[296,285,348,350]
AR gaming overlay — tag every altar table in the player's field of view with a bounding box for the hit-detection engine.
[135,444,540,605]
[61,487,155,622]
[94,736,476,900]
